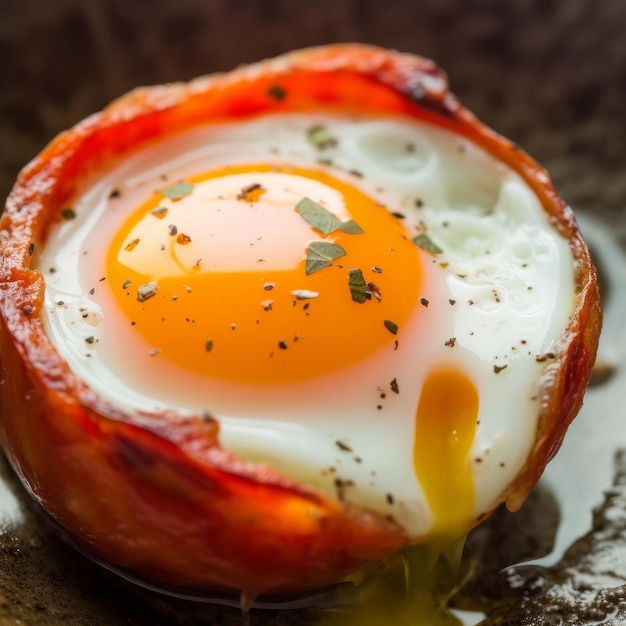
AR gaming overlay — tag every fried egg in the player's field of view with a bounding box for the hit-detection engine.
[38,112,574,541]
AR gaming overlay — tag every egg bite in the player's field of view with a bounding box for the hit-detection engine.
[0,44,600,599]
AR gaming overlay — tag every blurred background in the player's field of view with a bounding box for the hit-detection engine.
[1,0,625,228]
[0,1,625,624]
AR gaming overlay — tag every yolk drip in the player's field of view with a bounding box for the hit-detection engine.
[104,164,422,384]
[413,369,478,536]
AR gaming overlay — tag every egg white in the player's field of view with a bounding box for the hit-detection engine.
[38,113,575,538]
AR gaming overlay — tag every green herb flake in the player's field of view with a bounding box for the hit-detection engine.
[348,268,368,304]
[296,197,364,236]
[61,208,76,220]
[307,125,338,150]
[267,85,286,101]
[296,197,341,235]
[338,219,365,234]
[160,180,194,201]
[305,241,346,275]
[384,320,398,335]
[412,233,442,255]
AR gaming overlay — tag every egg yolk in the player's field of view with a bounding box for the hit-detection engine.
[104,164,422,385]
[413,368,479,536]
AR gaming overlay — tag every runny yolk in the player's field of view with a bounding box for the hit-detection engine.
[413,368,478,536]
[104,164,422,385]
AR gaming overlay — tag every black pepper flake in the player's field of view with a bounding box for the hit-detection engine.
[278,340,288,350]
[168,224,178,236]
[28,242,35,256]
[494,364,508,374]
[445,337,456,347]
[61,208,76,220]
[22,305,34,316]
[335,440,353,453]
[98,276,106,282]
[122,279,131,290]
[390,378,399,394]
[149,348,160,356]
[449,299,457,305]
[89,288,95,296]
[377,405,383,410]
[536,352,556,362]
[386,493,395,505]
[391,212,405,219]
[85,336,94,344]
[394,340,399,351]
[415,198,424,208]
[348,169,363,178]
[263,283,275,291]
[419,297,429,307]
[267,85,286,101]
[237,182,265,201]
[205,339,214,352]
[366,282,382,302]
[371,266,382,274]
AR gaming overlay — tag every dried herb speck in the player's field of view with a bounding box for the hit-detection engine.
[413,233,442,255]
[307,125,338,150]
[335,440,353,453]
[384,320,398,335]
[348,268,368,303]
[137,282,158,303]
[151,206,168,218]
[296,197,363,235]
[291,289,319,300]
[61,208,76,220]
[267,85,286,101]
[305,241,346,275]
[160,181,194,201]
[125,238,140,252]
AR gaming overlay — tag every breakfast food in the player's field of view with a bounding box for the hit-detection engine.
[0,44,601,599]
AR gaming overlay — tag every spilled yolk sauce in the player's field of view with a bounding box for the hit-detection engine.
[414,369,479,536]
